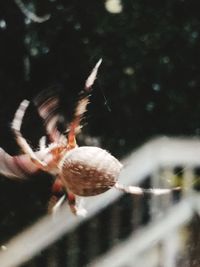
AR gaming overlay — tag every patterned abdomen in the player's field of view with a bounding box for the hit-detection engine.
[60,146,122,196]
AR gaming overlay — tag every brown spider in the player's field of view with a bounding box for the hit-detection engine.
[0,60,178,216]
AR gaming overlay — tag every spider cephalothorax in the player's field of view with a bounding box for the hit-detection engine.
[0,59,178,216]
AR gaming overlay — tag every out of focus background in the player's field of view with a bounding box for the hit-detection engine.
[0,0,200,266]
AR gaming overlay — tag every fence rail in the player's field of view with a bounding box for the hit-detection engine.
[88,194,200,267]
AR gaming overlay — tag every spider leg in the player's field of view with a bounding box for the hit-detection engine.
[75,197,87,216]
[67,59,102,149]
[53,176,87,216]
[0,148,39,179]
[11,100,47,168]
[48,177,65,213]
[39,136,47,150]
[67,191,87,216]
[49,194,87,216]
[52,195,66,214]
[34,89,65,143]
[115,182,180,195]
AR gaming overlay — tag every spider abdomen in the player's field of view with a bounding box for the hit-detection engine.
[60,146,122,196]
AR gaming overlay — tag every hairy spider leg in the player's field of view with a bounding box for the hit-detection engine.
[67,59,102,149]
[48,172,87,216]
[52,195,66,214]
[11,100,48,169]
[49,177,81,215]
[39,136,47,150]
[34,93,64,143]
[59,59,103,215]
[48,177,66,213]
[50,178,87,216]
[66,191,87,216]
[114,182,180,195]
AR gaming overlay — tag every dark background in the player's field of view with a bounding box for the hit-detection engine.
[0,0,200,246]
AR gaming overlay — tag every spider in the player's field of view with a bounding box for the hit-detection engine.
[0,59,178,216]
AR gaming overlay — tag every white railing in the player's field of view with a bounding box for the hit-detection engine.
[89,194,200,267]
[0,137,200,267]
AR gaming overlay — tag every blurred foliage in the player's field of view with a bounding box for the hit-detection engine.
[0,0,200,244]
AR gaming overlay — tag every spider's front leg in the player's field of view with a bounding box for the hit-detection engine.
[67,191,87,216]
[49,177,87,216]
[11,100,48,169]
[48,177,66,213]
[114,182,180,195]
[67,59,102,150]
